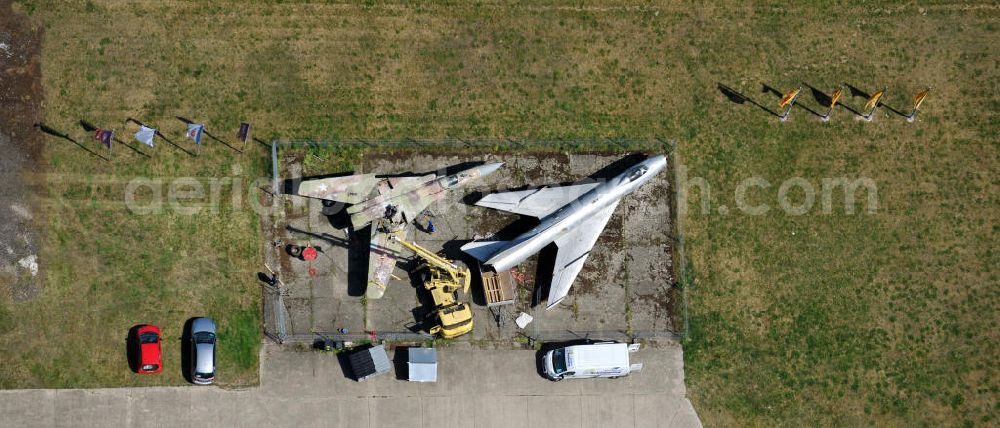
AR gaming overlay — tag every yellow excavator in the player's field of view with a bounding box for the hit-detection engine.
[393,237,474,339]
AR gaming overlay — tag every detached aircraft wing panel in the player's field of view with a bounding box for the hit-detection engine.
[297,174,378,204]
[475,182,601,218]
[546,201,619,310]
[366,225,409,299]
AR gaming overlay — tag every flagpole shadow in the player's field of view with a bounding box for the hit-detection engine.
[761,83,783,98]
[880,103,907,117]
[796,103,823,118]
[158,132,196,157]
[176,116,241,153]
[128,117,195,157]
[35,123,109,162]
[114,137,151,158]
[79,119,150,159]
[204,130,241,153]
[829,83,867,118]
[803,83,832,106]
[844,83,870,99]
[717,83,779,117]
[844,83,905,118]
[253,137,270,149]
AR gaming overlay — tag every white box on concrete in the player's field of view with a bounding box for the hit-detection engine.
[408,348,437,382]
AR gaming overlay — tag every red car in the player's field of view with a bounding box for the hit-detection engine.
[135,325,163,374]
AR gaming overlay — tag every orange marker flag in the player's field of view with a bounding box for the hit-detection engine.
[829,88,843,109]
[907,88,931,122]
[912,88,930,111]
[821,87,844,121]
[864,88,886,114]
[779,88,802,109]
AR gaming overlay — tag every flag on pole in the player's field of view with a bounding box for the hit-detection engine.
[779,88,801,109]
[821,87,844,122]
[94,129,113,149]
[912,88,930,111]
[237,122,251,144]
[186,123,204,145]
[829,88,843,109]
[135,126,156,147]
[907,88,930,122]
[864,88,885,113]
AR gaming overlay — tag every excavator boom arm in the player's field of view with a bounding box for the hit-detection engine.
[394,238,468,286]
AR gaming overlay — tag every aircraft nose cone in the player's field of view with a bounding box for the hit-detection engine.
[649,154,668,170]
[478,162,504,176]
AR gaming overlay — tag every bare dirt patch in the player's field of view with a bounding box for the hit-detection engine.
[0,0,44,302]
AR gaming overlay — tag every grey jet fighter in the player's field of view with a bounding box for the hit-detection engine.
[296,162,503,299]
[462,155,667,310]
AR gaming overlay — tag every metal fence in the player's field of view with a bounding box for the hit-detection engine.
[270,138,671,194]
[262,283,289,343]
[281,330,679,347]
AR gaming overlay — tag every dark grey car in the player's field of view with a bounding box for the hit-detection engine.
[190,317,216,385]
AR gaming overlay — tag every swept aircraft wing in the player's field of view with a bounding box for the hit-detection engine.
[297,174,378,204]
[347,173,445,227]
[546,200,619,309]
[474,182,601,218]
[366,225,409,299]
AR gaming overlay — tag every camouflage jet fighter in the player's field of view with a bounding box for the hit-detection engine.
[296,162,503,299]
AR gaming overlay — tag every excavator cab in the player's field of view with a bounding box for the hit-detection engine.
[394,237,475,339]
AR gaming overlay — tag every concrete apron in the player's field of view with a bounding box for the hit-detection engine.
[0,343,701,428]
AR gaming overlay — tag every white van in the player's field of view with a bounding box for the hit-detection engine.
[542,342,640,381]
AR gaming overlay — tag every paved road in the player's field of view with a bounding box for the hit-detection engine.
[0,343,701,427]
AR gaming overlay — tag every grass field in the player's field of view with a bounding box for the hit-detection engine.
[1,0,995,425]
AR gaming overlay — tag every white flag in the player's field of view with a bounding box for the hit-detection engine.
[135,126,156,147]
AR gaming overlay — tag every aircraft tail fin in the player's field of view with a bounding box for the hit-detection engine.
[460,240,508,262]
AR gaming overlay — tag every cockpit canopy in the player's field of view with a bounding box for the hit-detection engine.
[627,165,649,182]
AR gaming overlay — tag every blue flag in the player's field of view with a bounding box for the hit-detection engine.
[186,123,204,145]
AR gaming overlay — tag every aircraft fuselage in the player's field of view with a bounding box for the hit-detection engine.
[484,155,667,271]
